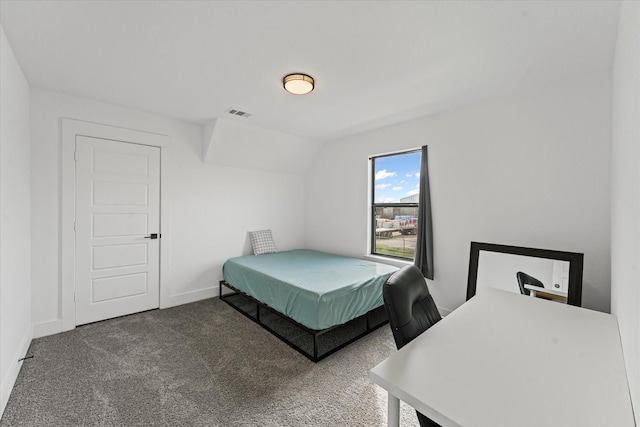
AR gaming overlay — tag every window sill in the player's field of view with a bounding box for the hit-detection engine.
[363,254,413,269]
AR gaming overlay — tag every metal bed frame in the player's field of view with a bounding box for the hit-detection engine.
[219,280,388,362]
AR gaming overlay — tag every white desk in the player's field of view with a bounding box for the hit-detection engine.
[370,288,635,427]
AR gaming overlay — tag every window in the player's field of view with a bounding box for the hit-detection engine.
[370,149,421,260]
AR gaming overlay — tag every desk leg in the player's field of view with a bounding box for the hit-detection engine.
[388,392,400,427]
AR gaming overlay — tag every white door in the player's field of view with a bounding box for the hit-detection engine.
[75,136,160,325]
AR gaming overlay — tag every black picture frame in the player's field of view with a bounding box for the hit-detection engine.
[466,242,584,306]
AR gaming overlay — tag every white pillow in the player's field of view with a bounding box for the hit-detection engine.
[249,229,278,255]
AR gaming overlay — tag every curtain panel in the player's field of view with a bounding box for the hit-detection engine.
[414,145,434,279]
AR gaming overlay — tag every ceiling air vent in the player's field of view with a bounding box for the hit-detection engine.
[226,108,252,118]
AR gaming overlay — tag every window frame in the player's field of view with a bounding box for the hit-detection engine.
[369,148,421,261]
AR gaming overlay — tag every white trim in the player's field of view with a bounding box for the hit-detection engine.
[61,118,171,332]
[366,158,374,254]
[32,319,63,339]
[0,324,32,416]
[363,254,413,269]
[367,148,421,262]
[367,146,422,160]
[164,286,219,308]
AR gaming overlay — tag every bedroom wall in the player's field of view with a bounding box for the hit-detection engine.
[30,88,308,337]
[0,25,32,415]
[611,0,640,413]
[306,70,612,314]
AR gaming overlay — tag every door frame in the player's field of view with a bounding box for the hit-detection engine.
[61,118,171,331]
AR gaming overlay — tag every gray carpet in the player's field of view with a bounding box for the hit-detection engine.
[1,298,420,426]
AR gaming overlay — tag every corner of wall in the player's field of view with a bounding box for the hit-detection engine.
[610,0,640,415]
[1,23,33,419]
[0,324,32,417]
[202,117,217,163]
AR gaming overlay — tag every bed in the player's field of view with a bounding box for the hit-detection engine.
[219,249,399,361]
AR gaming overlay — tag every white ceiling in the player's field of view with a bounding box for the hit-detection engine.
[0,0,621,142]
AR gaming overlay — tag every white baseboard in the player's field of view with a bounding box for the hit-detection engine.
[32,287,221,339]
[32,319,63,339]
[161,285,219,309]
[1,324,32,418]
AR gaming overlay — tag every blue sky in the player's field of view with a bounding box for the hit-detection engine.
[374,151,421,203]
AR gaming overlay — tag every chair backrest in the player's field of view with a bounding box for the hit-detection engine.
[516,271,544,296]
[383,265,442,350]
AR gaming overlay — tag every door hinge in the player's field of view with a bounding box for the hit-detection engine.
[74,150,76,161]
[73,292,76,301]
[73,221,76,232]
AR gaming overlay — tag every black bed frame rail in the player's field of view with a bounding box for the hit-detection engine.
[218,280,388,362]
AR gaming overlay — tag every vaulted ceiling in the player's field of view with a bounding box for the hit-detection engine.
[0,1,621,142]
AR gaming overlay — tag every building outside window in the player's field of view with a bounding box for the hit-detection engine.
[370,149,421,260]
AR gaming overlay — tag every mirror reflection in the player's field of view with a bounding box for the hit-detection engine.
[467,242,584,306]
[477,251,570,303]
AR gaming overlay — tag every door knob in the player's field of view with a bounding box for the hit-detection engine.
[144,233,159,239]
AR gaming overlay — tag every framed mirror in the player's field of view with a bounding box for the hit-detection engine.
[467,242,584,306]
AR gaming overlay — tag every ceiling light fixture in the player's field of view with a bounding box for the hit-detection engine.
[283,73,314,95]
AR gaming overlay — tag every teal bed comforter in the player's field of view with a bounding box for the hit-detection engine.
[222,249,399,330]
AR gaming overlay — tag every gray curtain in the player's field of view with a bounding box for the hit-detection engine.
[414,145,434,279]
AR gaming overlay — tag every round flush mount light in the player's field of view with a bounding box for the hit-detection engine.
[283,73,314,95]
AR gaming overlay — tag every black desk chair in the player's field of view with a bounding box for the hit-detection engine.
[516,271,544,296]
[382,265,443,427]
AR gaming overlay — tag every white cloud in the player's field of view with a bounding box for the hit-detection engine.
[376,196,398,203]
[392,186,402,191]
[375,169,397,181]
[405,171,420,179]
[375,183,391,190]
